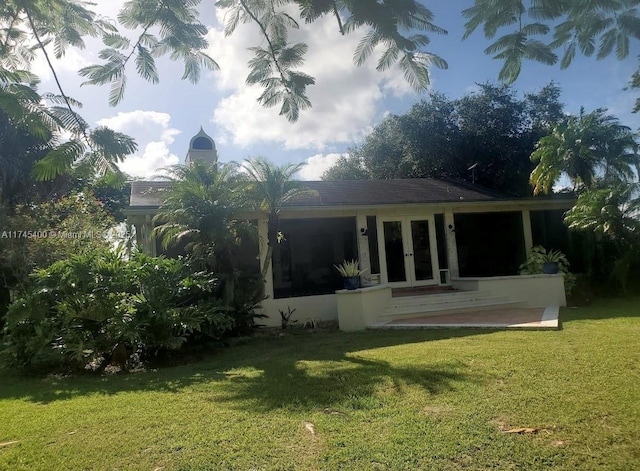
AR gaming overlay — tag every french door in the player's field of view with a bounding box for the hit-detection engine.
[378,216,440,287]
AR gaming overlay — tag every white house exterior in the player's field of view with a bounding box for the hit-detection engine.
[125,130,574,329]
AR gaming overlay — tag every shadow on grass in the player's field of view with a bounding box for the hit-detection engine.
[0,328,493,410]
[561,296,640,324]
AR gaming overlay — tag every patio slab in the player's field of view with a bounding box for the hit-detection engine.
[370,306,559,330]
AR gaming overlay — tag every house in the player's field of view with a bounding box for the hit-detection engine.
[126,129,575,330]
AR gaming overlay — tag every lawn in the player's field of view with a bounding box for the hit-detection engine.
[1,297,639,470]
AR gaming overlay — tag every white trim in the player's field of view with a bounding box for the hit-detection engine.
[378,215,440,288]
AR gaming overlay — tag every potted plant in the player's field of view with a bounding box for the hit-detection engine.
[520,246,570,275]
[519,246,575,296]
[541,249,565,274]
[334,259,368,290]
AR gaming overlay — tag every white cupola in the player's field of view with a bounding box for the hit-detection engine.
[185,127,218,165]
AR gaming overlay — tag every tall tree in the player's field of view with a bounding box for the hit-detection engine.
[564,182,640,291]
[0,107,49,204]
[530,108,639,195]
[153,160,250,303]
[323,83,565,197]
[565,182,640,250]
[241,157,312,279]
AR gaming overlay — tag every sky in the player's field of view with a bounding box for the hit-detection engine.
[32,1,640,181]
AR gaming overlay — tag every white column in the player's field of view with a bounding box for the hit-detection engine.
[522,209,533,258]
[444,209,459,279]
[355,213,371,281]
[144,214,156,256]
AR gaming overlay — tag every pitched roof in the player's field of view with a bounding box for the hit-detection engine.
[128,178,500,209]
[287,179,501,206]
[129,181,173,207]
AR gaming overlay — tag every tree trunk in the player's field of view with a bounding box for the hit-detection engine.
[261,214,279,280]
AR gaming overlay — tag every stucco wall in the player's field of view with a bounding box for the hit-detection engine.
[260,295,338,327]
[336,285,392,331]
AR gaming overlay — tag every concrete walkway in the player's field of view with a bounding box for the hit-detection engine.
[370,306,559,330]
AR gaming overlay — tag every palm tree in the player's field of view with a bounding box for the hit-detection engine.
[241,157,314,280]
[565,182,640,251]
[529,108,639,195]
[565,182,640,292]
[153,160,249,302]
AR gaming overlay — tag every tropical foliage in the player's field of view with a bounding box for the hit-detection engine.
[0,191,116,320]
[219,0,640,119]
[462,0,640,86]
[153,160,254,302]
[2,248,231,371]
[2,0,636,132]
[216,0,447,121]
[152,160,265,335]
[530,108,639,195]
[565,183,640,292]
[324,83,564,196]
[565,183,640,248]
[241,157,312,279]
[0,0,215,179]
[522,103,640,292]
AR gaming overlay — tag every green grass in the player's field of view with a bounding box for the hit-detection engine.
[1,297,639,470]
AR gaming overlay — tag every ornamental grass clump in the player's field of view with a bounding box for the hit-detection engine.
[334,260,368,278]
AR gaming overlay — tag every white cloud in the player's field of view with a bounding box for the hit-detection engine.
[207,8,417,150]
[31,46,91,82]
[298,153,345,180]
[97,111,181,179]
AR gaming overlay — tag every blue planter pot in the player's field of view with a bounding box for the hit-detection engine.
[543,262,559,274]
[343,276,360,290]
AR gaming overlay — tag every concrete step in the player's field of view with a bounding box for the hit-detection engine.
[368,306,560,330]
[378,299,522,322]
[387,290,499,308]
[379,290,521,322]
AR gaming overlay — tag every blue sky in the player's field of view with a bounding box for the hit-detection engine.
[33,1,639,180]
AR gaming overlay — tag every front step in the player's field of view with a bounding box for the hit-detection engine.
[378,290,521,322]
[368,306,559,330]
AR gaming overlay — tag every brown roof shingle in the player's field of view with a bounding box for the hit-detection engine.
[128,178,500,209]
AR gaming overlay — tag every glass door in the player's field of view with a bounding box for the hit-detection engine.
[409,219,435,282]
[382,220,407,283]
[378,216,439,286]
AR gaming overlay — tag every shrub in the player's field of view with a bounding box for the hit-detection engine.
[0,191,116,319]
[1,248,234,372]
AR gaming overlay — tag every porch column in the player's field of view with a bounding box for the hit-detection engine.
[258,217,274,300]
[128,214,155,255]
[522,209,533,257]
[143,214,156,256]
[355,213,371,278]
[444,209,459,279]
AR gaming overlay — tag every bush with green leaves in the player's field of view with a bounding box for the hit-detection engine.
[1,248,235,372]
[0,191,117,322]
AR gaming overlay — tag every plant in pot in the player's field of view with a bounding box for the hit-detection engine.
[541,249,567,274]
[519,246,575,295]
[334,259,368,290]
[520,246,570,274]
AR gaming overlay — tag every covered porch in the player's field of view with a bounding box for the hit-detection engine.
[126,178,575,329]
